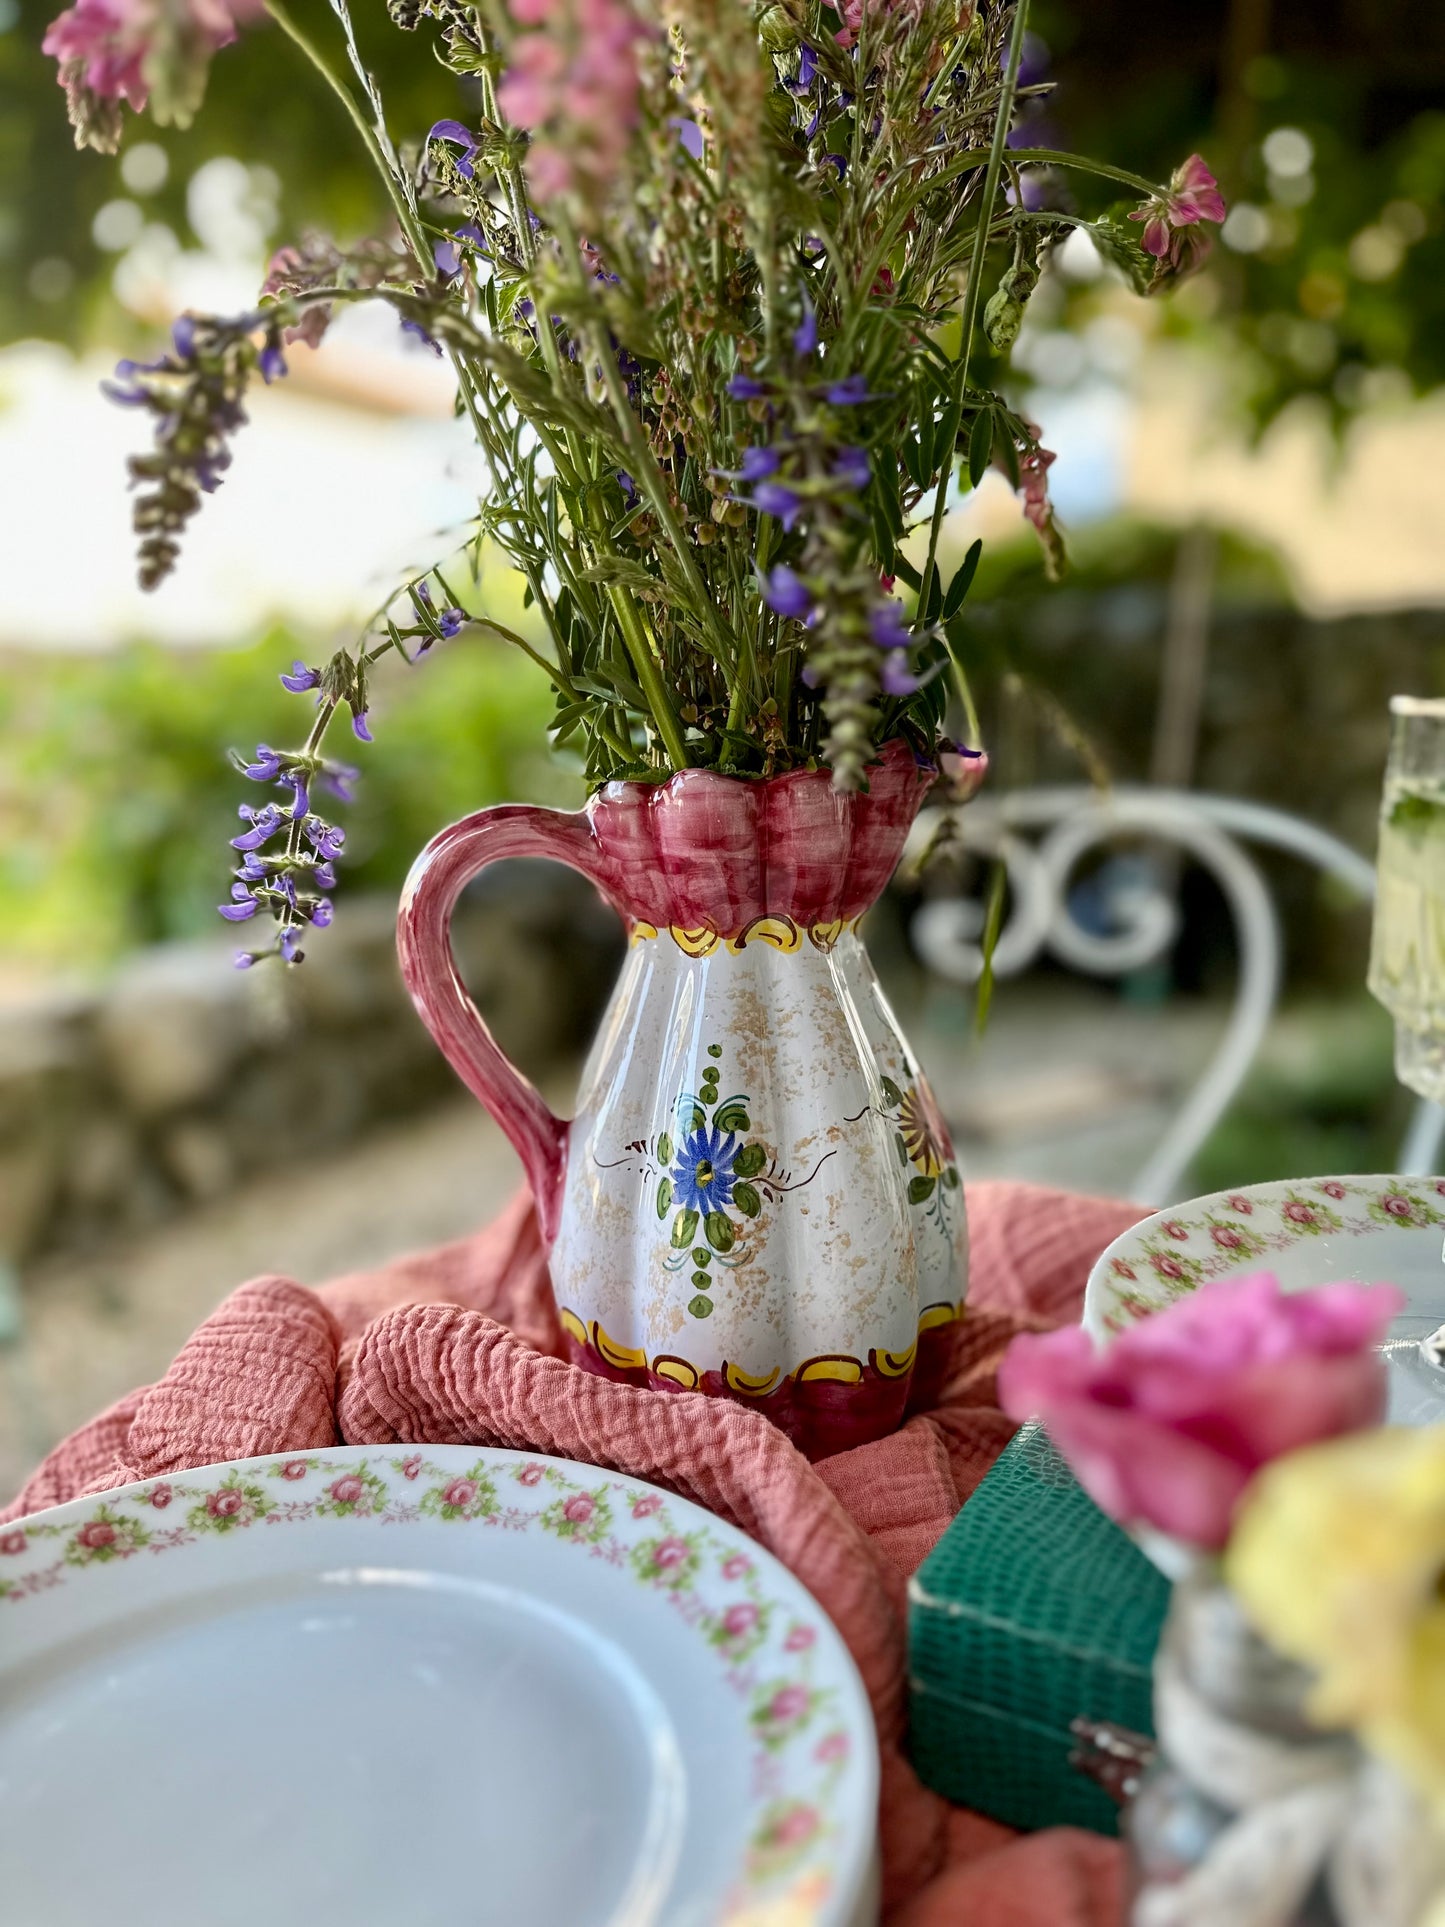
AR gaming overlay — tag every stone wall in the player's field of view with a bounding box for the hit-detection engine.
[0,864,622,1265]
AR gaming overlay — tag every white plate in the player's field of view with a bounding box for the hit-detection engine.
[1085,1173,1445,1425]
[0,1447,878,1927]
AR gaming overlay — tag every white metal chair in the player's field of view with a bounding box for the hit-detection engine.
[903,787,1445,1206]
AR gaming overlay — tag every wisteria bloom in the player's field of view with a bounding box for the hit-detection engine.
[1129,154,1227,267]
[497,0,647,205]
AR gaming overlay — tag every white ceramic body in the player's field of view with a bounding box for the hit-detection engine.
[551,923,967,1412]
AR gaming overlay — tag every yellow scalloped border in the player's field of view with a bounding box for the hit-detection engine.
[564,1302,963,1394]
[627,915,862,957]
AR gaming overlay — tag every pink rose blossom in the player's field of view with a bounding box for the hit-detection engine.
[77,1520,117,1549]
[1227,1195,1254,1214]
[1210,1226,1243,1250]
[1161,1220,1189,1242]
[768,1685,810,1723]
[721,1554,751,1581]
[770,1804,820,1847]
[563,1493,595,1524]
[998,1272,1403,1550]
[149,1483,173,1508]
[1284,1201,1317,1226]
[443,1479,478,1510]
[815,1732,850,1763]
[329,1475,364,1506]
[785,1623,817,1653]
[0,1531,27,1555]
[518,1463,545,1487]
[722,1603,759,1638]
[208,1489,244,1518]
[1381,1193,1415,1219]
[652,1535,689,1569]
[630,1493,661,1517]
[402,1455,423,1481]
[1319,1182,1347,1200]
[1150,1254,1186,1281]
[281,1461,308,1482]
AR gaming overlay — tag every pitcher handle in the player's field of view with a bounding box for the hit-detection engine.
[397,804,614,1246]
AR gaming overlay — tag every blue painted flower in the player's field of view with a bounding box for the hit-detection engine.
[671,1125,739,1216]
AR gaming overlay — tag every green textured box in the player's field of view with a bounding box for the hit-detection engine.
[907,1422,1171,1836]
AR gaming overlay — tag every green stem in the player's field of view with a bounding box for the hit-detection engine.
[917,0,1031,624]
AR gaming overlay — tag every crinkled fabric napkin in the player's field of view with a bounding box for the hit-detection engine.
[4,1178,1139,1926]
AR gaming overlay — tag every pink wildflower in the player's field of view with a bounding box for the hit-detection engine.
[43,0,261,153]
[1129,154,1226,280]
[497,0,647,205]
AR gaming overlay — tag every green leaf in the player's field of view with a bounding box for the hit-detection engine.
[967,409,994,491]
[943,1164,961,1189]
[688,1294,714,1319]
[656,1131,673,1166]
[691,1269,711,1290]
[1389,793,1445,835]
[975,860,1007,1036]
[691,1246,711,1266]
[671,1209,699,1249]
[732,1181,762,1218]
[714,1099,751,1133]
[908,1174,937,1204]
[733,1142,766,1179]
[942,539,983,621]
[995,425,1021,492]
[880,1075,904,1107]
[704,1211,735,1252]
[655,1176,673,1219]
[707,1043,723,1058]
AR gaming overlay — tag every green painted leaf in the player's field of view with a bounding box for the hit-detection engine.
[707,1043,722,1058]
[733,1142,766,1179]
[691,1246,711,1267]
[671,1209,699,1249]
[967,409,994,490]
[895,1133,909,1165]
[704,1211,736,1252]
[732,1182,761,1218]
[656,1131,673,1166]
[688,1294,714,1319]
[655,1177,673,1219]
[908,1175,937,1205]
[691,1269,712,1290]
[943,1165,961,1189]
[714,1100,751,1133]
[880,1075,903,1107]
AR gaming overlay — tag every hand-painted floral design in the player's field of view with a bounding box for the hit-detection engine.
[752,1679,820,1750]
[876,1072,961,1214]
[671,1125,740,1215]
[66,1504,150,1565]
[316,1464,387,1517]
[631,1531,701,1589]
[1,1448,863,1917]
[189,1477,271,1534]
[1093,1176,1445,1333]
[420,1463,500,1522]
[541,1485,613,1544]
[649,1043,772,1321]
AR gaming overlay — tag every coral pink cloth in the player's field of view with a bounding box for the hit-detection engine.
[4,1178,1141,1924]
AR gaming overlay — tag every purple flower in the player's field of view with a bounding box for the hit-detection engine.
[670,116,704,162]
[617,468,637,502]
[823,154,847,179]
[102,356,165,406]
[310,899,334,929]
[258,339,287,384]
[728,375,767,400]
[324,763,359,804]
[282,771,309,819]
[793,299,818,358]
[218,884,258,922]
[352,709,373,743]
[279,925,303,963]
[869,600,912,651]
[759,564,813,620]
[438,607,465,639]
[832,445,871,491]
[313,862,337,890]
[234,951,256,969]
[241,745,286,781]
[880,651,919,696]
[235,855,269,881]
[823,375,871,406]
[787,44,817,93]
[279,661,320,693]
[434,238,462,279]
[428,119,479,180]
[750,481,802,530]
[231,803,283,851]
[305,819,345,861]
[802,107,823,142]
[401,317,443,357]
[171,315,196,359]
[456,222,488,255]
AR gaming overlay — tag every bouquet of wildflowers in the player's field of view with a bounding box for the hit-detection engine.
[46,0,1225,965]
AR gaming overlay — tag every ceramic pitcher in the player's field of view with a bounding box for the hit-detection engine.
[397,738,967,1457]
